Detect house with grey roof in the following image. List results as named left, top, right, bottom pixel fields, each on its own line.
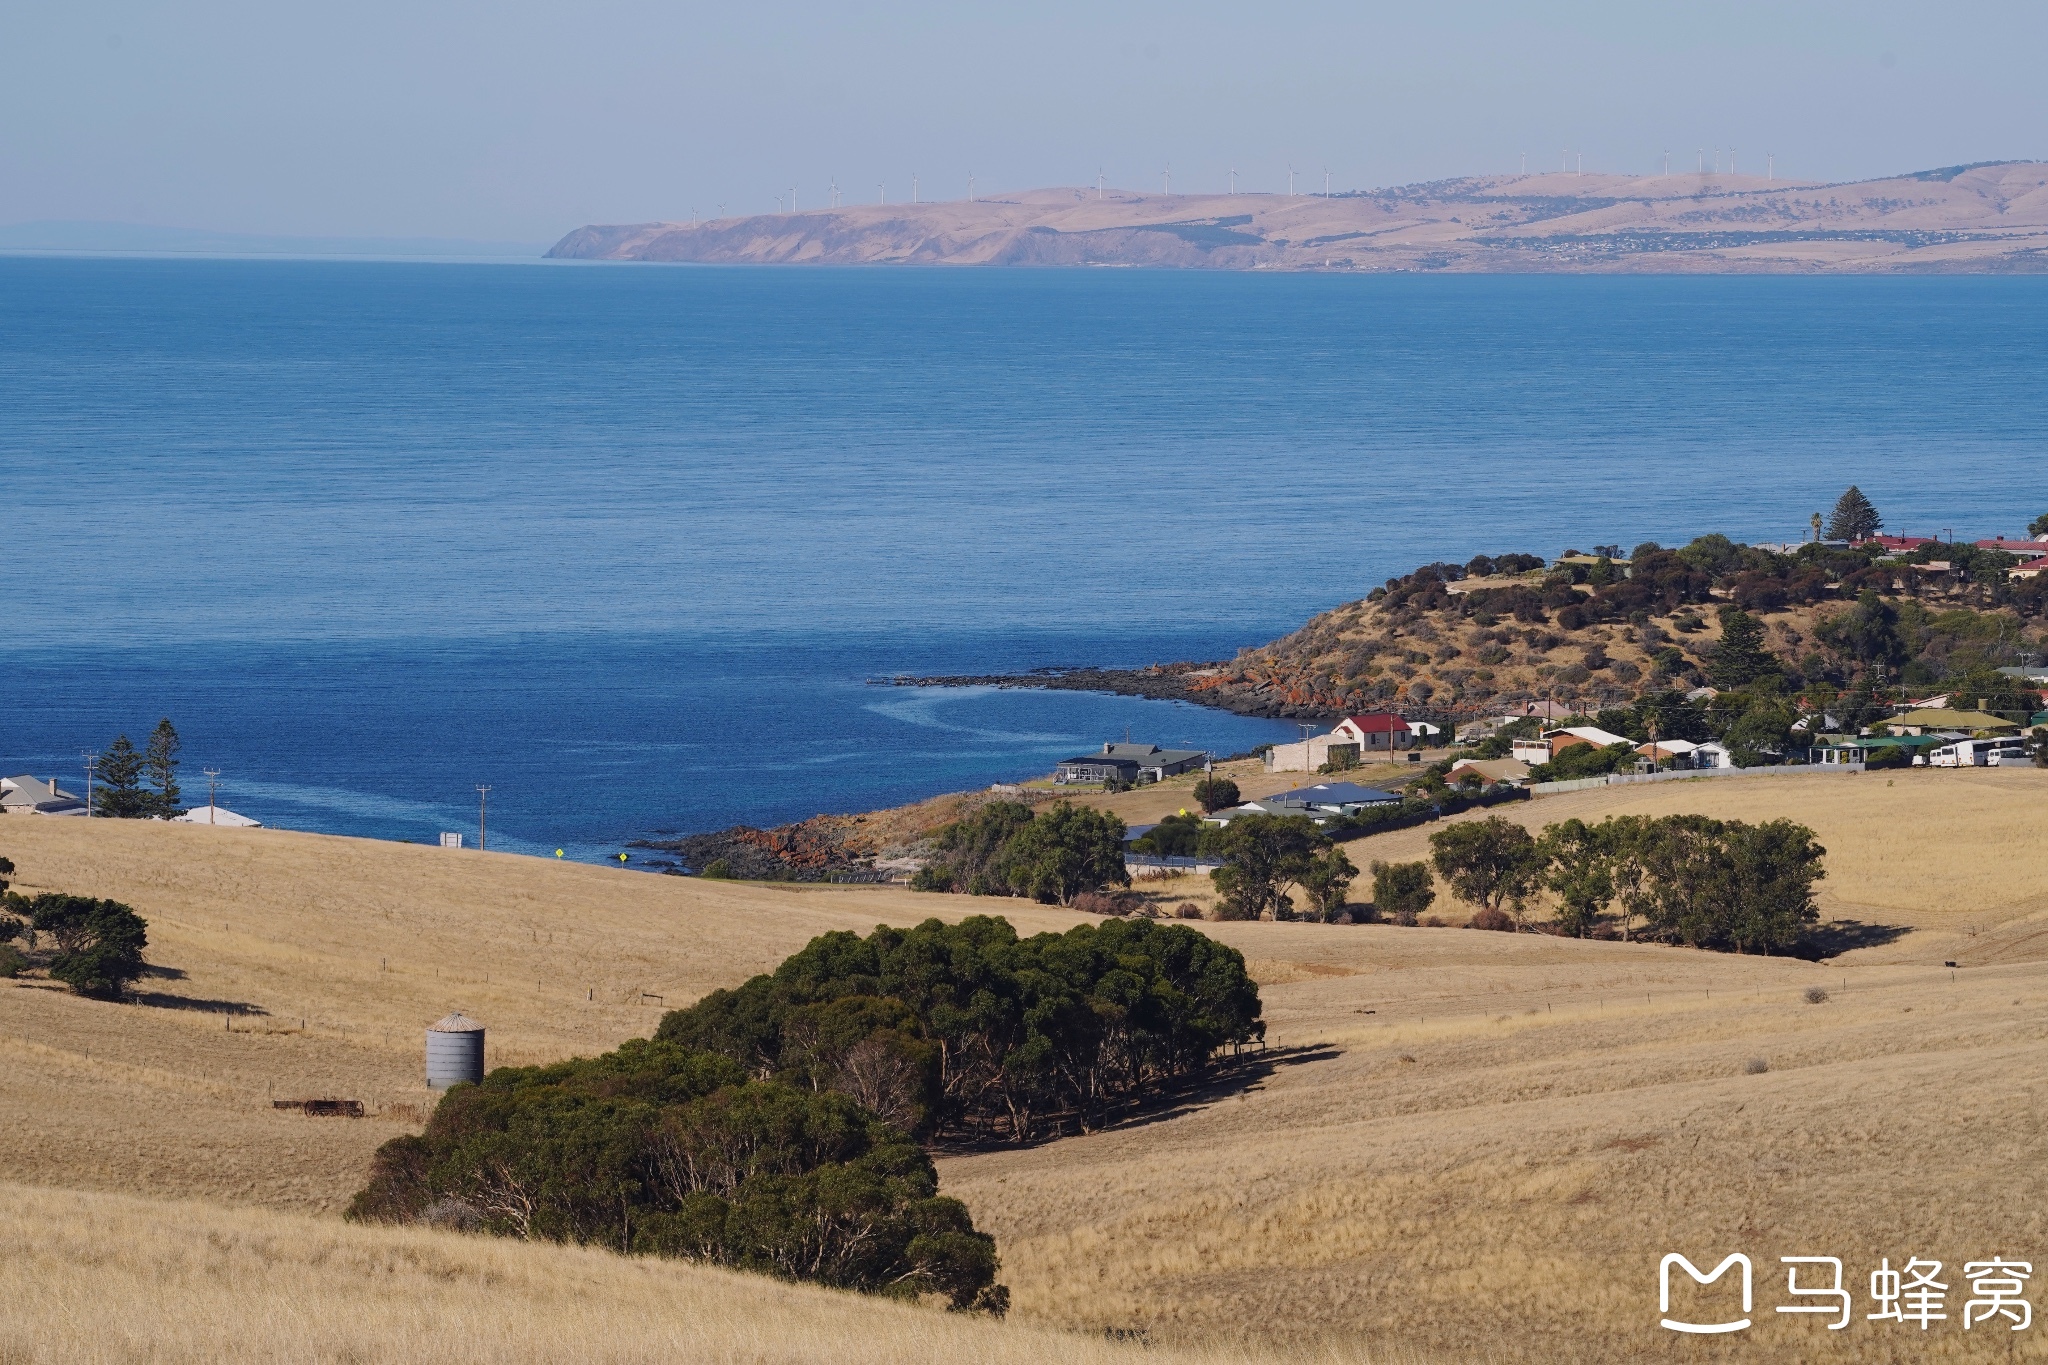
left=1053, top=743, right=1209, bottom=786
left=0, top=774, right=87, bottom=816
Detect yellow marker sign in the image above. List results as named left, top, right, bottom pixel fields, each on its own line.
left=617, top=853, right=628, bottom=863
left=554, top=849, right=564, bottom=858
left=1178, top=808, right=1188, bottom=817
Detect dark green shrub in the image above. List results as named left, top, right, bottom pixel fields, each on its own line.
left=657, top=915, right=1262, bottom=1143
left=26, top=894, right=148, bottom=998
left=347, top=1037, right=1004, bottom=1311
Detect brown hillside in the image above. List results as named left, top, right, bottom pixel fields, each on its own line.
left=6, top=773, right=2048, bottom=1361
left=550, top=162, right=2048, bottom=274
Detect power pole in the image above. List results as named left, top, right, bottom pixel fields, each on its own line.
left=476, top=785, right=491, bottom=851
left=81, top=750, right=98, bottom=817
left=203, top=768, right=222, bottom=824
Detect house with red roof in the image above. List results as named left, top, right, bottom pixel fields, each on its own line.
left=1263, top=712, right=1417, bottom=772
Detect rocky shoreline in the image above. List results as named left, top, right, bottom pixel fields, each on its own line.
left=873, top=661, right=1343, bottom=720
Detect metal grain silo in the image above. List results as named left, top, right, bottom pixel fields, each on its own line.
left=425, top=1011, right=486, bottom=1089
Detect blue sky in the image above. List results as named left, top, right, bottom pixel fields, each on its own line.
left=6, top=1, right=2045, bottom=242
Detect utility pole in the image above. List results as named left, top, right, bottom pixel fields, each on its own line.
left=81, top=750, right=98, bottom=817
left=203, top=768, right=221, bottom=824
left=476, top=785, right=491, bottom=851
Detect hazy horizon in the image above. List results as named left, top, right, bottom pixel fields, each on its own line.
left=10, top=2, right=2048, bottom=244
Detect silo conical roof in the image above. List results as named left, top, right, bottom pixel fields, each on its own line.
left=429, top=1011, right=486, bottom=1032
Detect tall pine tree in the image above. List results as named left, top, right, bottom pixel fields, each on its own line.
left=1710, top=608, right=1779, bottom=688
left=143, top=718, right=182, bottom=818
left=1824, top=486, right=1882, bottom=543
left=95, top=735, right=148, bottom=819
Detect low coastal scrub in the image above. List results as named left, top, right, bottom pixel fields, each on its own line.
left=656, top=915, right=1264, bottom=1143
left=349, top=1037, right=1006, bottom=1312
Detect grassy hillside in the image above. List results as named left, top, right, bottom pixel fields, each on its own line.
left=1, top=1182, right=1398, bottom=1365
left=5, top=775, right=2047, bottom=1361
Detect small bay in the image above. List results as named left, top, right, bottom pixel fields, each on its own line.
left=4, top=258, right=2043, bottom=855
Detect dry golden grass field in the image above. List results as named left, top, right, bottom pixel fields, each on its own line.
left=5, top=767, right=2048, bottom=1362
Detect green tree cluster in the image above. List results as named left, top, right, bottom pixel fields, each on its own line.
left=1206, top=813, right=1329, bottom=920
left=1368, top=860, right=1436, bottom=925
left=656, top=916, right=1263, bottom=1144
left=1432, top=814, right=1826, bottom=952
left=19, top=894, right=150, bottom=996
left=1191, top=776, right=1240, bottom=812
left=912, top=802, right=1128, bottom=904
left=347, top=1037, right=1005, bottom=1312
left=1130, top=811, right=1204, bottom=857
left=94, top=719, right=184, bottom=819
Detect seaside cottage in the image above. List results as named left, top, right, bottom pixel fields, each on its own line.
left=0, top=775, right=86, bottom=816
left=1264, top=713, right=1415, bottom=772
left=1053, top=743, right=1208, bottom=786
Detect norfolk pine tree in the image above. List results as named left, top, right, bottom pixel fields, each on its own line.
left=143, top=718, right=182, bottom=818
left=1824, top=486, right=1882, bottom=543
left=94, top=735, right=148, bottom=818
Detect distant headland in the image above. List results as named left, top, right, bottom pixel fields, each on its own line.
left=547, top=161, right=2048, bottom=273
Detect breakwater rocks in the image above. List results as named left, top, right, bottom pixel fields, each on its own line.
left=874, top=662, right=1341, bottom=720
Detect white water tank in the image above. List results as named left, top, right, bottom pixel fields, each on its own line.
left=425, top=1011, right=486, bottom=1089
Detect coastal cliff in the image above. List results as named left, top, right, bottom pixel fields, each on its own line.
left=549, top=162, right=2048, bottom=273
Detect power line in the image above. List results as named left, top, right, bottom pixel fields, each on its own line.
left=476, top=785, right=492, bottom=851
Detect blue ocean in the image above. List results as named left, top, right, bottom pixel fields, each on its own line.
left=5, top=259, right=2045, bottom=858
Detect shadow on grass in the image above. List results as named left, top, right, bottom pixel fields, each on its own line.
left=931, top=1044, right=1341, bottom=1154
left=1798, top=920, right=1912, bottom=959
left=131, top=990, right=271, bottom=1016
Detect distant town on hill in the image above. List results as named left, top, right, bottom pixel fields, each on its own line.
left=549, top=161, right=2048, bottom=273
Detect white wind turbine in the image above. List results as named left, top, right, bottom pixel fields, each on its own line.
left=1228, top=166, right=1237, bottom=194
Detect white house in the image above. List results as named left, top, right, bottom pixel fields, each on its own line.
left=1692, top=742, right=1735, bottom=769
left=1264, top=713, right=1417, bottom=773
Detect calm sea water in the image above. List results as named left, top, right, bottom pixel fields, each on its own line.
left=4, top=259, right=2045, bottom=857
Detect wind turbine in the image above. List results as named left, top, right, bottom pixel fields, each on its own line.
left=1729, top=148, right=1737, bottom=175
left=1287, top=164, right=1296, bottom=196
left=1520, top=152, right=1526, bottom=175
left=912, top=173, right=919, bottom=204
left=1576, top=151, right=1582, bottom=176
left=968, top=171, right=975, bottom=202
left=1162, top=163, right=1171, bottom=194
left=716, top=202, right=725, bottom=218
left=1096, top=167, right=1104, bottom=199
left=789, top=185, right=797, bottom=212
left=1324, top=167, right=1331, bottom=197
left=878, top=181, right=886, bottom=205
left=1697, top=148, right=1704, bottom=173
left=690, top=206, right=698, bottom=225
left=1663, top=149, right=1670, bottom=176
left=1767, top=152, right=1774, bottom=182
left=829, top=179, right=840, bottom=208
left=1228, top=166, right=1237, bottom=194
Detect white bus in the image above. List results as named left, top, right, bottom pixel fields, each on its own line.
left=1929, top=737, right=2025, bottom=768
